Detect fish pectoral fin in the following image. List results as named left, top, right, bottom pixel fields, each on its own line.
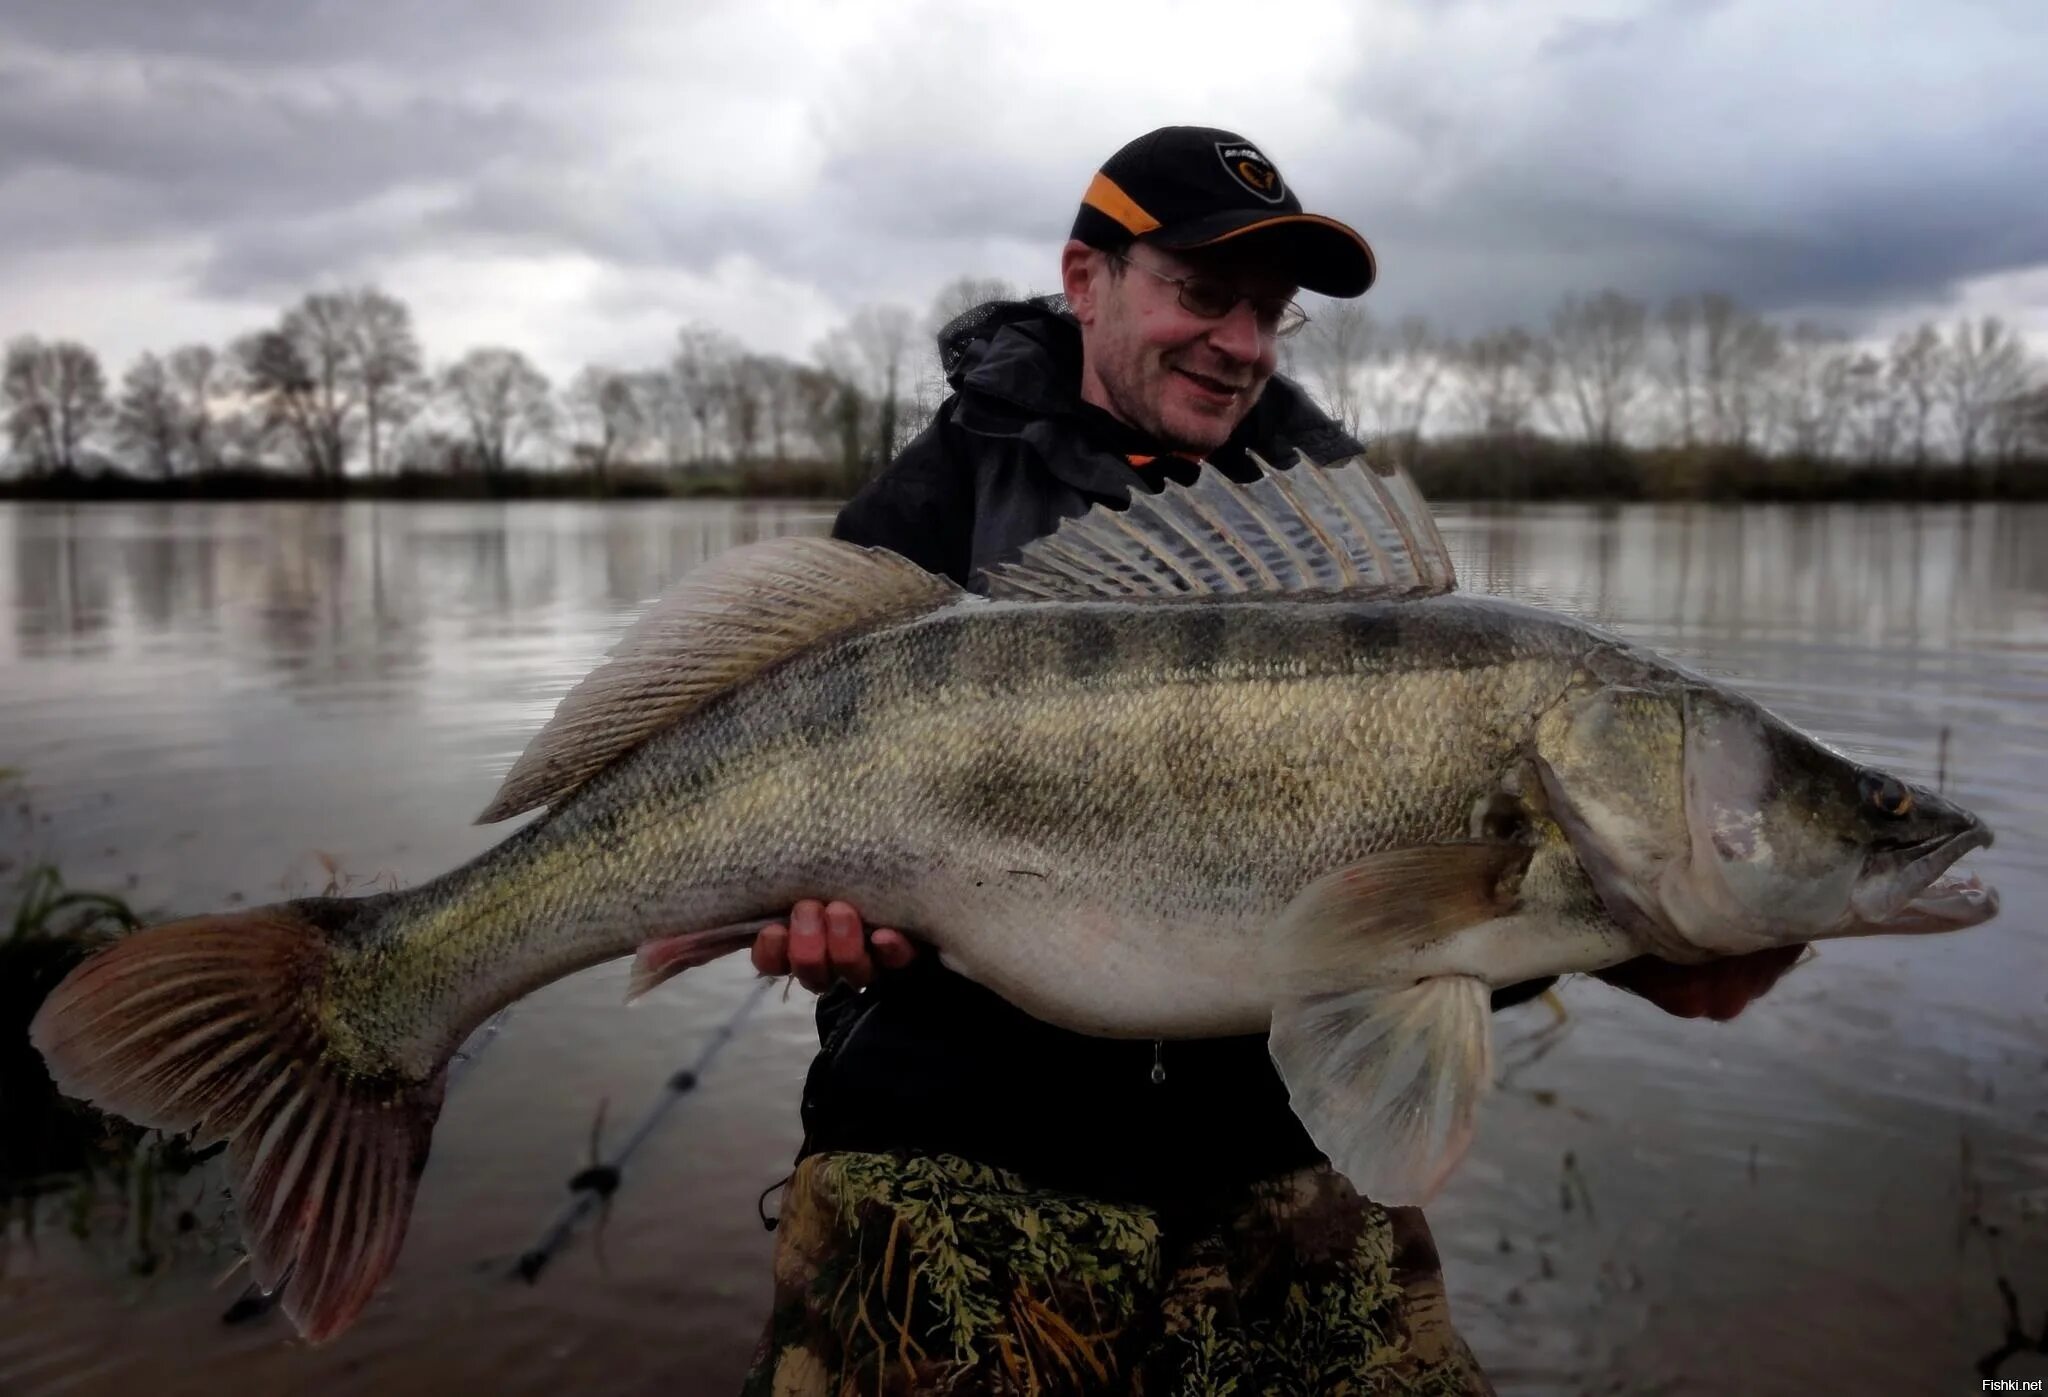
left=1269, top=975, right=1494, bottom=1206
left=1260, top=843, right=1524, bottom=1203
left=1267, top=841, right=1531, bottom=995
left=626, top=921, right=773, bottom=1003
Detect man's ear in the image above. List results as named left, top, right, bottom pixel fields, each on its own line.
left=1061, top=240, right=1105, bottom=325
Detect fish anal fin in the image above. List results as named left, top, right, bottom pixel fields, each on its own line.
left=478, top=539, right=962, bottom=824
left=625, top=921, right=769, bottom=1003
left=1270, top=975, right=1493, bottom=1206
left=983, top=450, right=1457, bottom=602
left=29, top=907, right=445, bottom=1344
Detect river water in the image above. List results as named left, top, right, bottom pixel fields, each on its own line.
left=1, top=498, right=2043, bottom=1394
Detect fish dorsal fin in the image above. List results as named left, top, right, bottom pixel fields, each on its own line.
left=983, top=450, right=1456, bottom=602
left=478, top=537, right=961, bottom=823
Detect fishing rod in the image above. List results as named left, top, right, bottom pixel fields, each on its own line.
left=512, top=974, right=777, bottom=1284
left=224, top=977, right=773, bottom=1321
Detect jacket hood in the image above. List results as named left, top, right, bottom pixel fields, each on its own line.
left=933, top=296, right=1365, bottom=470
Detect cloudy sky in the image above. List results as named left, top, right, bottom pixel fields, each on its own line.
left=1, top=0, right=2043, bottom=381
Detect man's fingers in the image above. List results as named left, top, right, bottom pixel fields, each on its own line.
left=787, top=899, right=830, bottom=993
left=752, top=923, right=790, bottom=977
left=824, top=901, right=872, bottom=990
left=758, top=901, right=918, bottom=995
left=870, top=928, right=917, bottom=970
left=1599, top=944, right=1808, bottom=1021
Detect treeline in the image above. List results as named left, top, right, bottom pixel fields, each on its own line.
left=1286, top=292, right=2046, bottom=492
left=3, top=280, right=2044, bottom=501
left=0, top=277, right=1013, bottom=498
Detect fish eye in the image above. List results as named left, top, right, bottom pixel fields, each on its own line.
left=1860, top=772, right=1914, bottom=818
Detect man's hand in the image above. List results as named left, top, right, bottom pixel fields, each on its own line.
left=1594, top=945, right=1804, bottom=1021
left=753, top=899, right=918, bottom=993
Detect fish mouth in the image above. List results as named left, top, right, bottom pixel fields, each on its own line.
left=1849, top=826, right=1999, bottom=933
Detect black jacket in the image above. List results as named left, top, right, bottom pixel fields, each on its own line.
left=800, top=299, right=1542, bottom=1204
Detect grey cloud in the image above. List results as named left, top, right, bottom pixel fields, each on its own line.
left=1316, top=2, right=2048, bottom=333
left=0, top=1, right=639, bottom=69
left=0, top=0, right=2042, bottom=364
left=0, top=44, right=563, bottom=292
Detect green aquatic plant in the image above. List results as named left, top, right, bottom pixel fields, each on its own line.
left=0, top=780, right=221, bottom=1274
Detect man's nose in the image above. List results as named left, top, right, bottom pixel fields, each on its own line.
left=1205, top=298, right=1267, bottom=364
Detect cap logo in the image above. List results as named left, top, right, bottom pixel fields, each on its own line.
left=1215, top=141, right=1286, bottom=204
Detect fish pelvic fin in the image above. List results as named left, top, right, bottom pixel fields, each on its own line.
left=982, top=450, right=1456, bottom=602
left=1270, top=976, right=1493, bottom=1206
left=479, top=537, right=963, bottom=824
left=625, top=921, right=772, bottom=1003
left=1264, top=842, right=1529, bottom=1204
left=29, top=904, right=444, bottom=1344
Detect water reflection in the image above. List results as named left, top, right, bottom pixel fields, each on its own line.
left=12, top=499, right=2046, bottom=675
left=4, top=499, right=838, bottom=694
left=1448, top=503, right=2048, bottom=651
left=0, top=497, right=2043, bottom=1394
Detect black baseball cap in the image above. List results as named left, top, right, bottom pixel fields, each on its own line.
left=1070, top=126, right=1376, bottom=298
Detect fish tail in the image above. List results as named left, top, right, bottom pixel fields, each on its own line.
left=29, top=902, right=443, bottom=1344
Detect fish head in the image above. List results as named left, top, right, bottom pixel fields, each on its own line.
left=1533, top=664, right=1997, bottom=958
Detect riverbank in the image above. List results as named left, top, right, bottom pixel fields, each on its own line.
left=2, top=440, right=2043, bottom=503
left=0, top=461, right=848, bottom=503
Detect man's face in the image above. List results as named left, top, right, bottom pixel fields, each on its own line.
left=1065, top=240, right=1297, bottom=456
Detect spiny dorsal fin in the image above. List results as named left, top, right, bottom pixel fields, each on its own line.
left=478, top=537, right=961, bottom=823
left=983, top=450, right=1457, bottom=602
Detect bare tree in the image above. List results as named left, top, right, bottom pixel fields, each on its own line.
left=442, top=347, right=554, bottom=477
left=1654, top=296, right=1700, bottom=447
left=630, top=369, right=687, bottom=469
left=789, top=364, right=855, bottom=468
left=1452, top=329, right=1544, bottom=437
left=3, top=337, right=109, bottom=475
left=1294, top=300, right=1373, bottom=437
left=1989, top=376, right=2047, bottom=467
left=1839, top=351, right=1900, bottom=465
left=1358, top=316, right=1449, bottom=459
left=351, top=288, right=425, bottom=478
left=115, top=352, right=182, bottom=476
left=565, top=365, right=646, bottom=479
left=1999, top=383, right=2048, bottom=463
left=909, top=275, right=1019, bottom=437
left=1546, top=291, right=1648, bottom=448
left=1695, top=296, right=1780, bottom=450
left=817, top=304, right=917, bottom=470
left=745, top=355, right=812, bottom=463
left=236, top=293, right=362, bottom=478
left=1943, top=316, right=2031, bottom=469
left=166, top=344, right=221, bottom=474
left=1773, top=324, right=1860, bottom=460
left=1887, top=324, right=1946, bottom=467
left=670, top=324, right=741, bottom=466
left=926, top=275, right=1019, bottom=333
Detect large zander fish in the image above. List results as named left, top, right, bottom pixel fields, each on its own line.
left=30, top=455, right=1998, bottom=1342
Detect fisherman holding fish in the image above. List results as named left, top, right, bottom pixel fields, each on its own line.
left=32, top=127, right=1996, bottom=1392
left=741, top=127, right=1805, bottom=1393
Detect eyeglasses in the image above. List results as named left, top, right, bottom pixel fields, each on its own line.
left=1107, top=252, right=1310, bottom=339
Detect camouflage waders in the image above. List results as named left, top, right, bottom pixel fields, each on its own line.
left=742, top=1150, right=1492, bottom=1395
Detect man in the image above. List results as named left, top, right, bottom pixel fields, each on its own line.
left=740, top=126, right=1799, bottom=1394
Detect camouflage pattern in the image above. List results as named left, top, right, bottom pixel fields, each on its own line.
left=742, top=1150, right=1492, bottom=1395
